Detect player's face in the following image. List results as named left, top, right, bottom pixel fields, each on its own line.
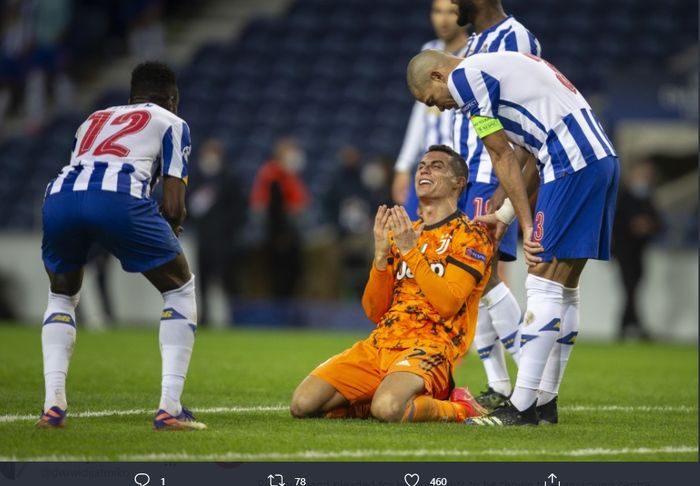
left=431, top=0, right=461, bottom=42
left=418, top=81, right=459, bottom=112
left=415, top=152, right=460, bottom=199
left=451, top=0, right=475, bottom=27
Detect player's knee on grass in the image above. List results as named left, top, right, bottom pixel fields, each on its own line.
left=290, top=390, right=323, bottom=418
left=370, top=392, right=409, bottom=423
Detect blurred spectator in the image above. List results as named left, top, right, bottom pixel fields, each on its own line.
left=324, top=145, right=373, bottom=297
left=613, top=160, right=663, bottom=341
left=362, top=155, right=393, bottom=210
left=0, top=0, right=33, bottom=130
left=188, top=138, right=246, bottom=326
left=124, top=0, right=166, bottom=62
left=250, top=136, right=310, bottom=298
left=324, top=145, right=371, bottom=236
left=24, top=0, right=74, bottom=132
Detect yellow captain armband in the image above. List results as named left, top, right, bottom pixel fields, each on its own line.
left=471, top=115, right=504, bottom=139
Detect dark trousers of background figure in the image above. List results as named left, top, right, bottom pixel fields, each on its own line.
left=197, top=246, right=242, bottom=327
left=617, top=251, right=648, bottom=339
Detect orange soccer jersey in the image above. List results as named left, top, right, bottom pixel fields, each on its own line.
left=362, top=210, right=494, bottom=362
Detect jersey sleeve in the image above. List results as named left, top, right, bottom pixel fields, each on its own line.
left=447, top=223, right=495, bottom=284
left=448, top=67, right=501, bottom=119
left=361, top=260, right=395, bottom=324
left=402, top=247, right=476, bottom=319
left=501, top=27, right=541, bottom=56
left=161, top=120, right=192, bottom=185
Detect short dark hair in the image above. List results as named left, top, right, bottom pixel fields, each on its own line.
left=427, top=144, right=469, bottom=181
left=130, top=61, right=177, bottom=105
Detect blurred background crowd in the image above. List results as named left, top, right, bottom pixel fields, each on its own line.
left=0, top=0, right=697, bottom=342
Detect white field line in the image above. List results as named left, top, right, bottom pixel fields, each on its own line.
left=0, top=446, right=697, bottom=462
left=0, top=404, right=696, bottom=424
left=0, top=405, right=288, bottom=423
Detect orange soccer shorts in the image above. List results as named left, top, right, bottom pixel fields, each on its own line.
left=310, top=338, right=454, bottom=403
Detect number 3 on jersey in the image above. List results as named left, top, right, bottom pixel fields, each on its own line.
left=533, top=211, right=545, bottom=242
left=77, top=110, right=151, bottom=157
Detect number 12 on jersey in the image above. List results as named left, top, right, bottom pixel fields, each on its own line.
left=77, top=110, right=151, bottom=157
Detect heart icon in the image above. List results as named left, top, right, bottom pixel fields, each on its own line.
left=404, top=473, right=420, bottom=486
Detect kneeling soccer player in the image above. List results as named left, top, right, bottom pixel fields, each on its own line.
left=291, top=145, right=493, bottom=422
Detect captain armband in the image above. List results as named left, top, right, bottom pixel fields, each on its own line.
left=494, top=198, right=516, bottom=225
left=471, top=115, right=504, bottom=139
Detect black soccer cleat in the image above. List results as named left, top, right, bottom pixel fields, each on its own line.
left=475, top=386, right=510, bottom=412
left=464, top=400, right=539, bottom=426
left=536, top=396, right=558, bottom=425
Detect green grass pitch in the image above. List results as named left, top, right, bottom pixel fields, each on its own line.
left=0, top=324, right=697, bottom=461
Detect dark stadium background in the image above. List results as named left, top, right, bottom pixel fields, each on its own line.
left=0, top=0, right=697, bottom=342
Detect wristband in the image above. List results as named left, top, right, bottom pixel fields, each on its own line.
left=494, top=198, right=516, bottom=225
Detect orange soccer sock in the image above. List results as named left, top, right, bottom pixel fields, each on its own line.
left=324, top=401, right=372, bottom=419
left=401, top=395, right=466, bottom=423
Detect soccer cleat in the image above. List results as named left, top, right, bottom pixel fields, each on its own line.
left=36, top=406, right=66, bottom=428
left=153, top=407, right=207, bottom=431
left=475, top=386, right=510, bottom=412
left=536, top=396, right=558, bottom=425
left=464, top=400, right=539, bottom=426
left=450, top=387, right=487, bottom=420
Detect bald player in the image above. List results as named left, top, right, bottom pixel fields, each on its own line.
left=406, top=50, right=619, bottom=425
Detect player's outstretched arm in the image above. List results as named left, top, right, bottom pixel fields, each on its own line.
left=161, top=176, right=187, bottom=236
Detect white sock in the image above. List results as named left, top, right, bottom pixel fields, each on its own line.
left=510, top=275, right=563, bottom=411
left=42, top=291, right=80, bottom=411
left=474, top=301, right=511, bottom=396
left=537, top=286, right=580, bottom=406
left=159, top=275, right=197, bottom=416
left=484, top=282, right=522, bottom=365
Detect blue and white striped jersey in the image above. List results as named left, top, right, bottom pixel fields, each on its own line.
left=448, top=52, right=617, bottom=184
left=395, top=39, right=459, bottom=173
left=453, top=15, right=541, bottom=185
left=46, top=103, right=191, bottom=199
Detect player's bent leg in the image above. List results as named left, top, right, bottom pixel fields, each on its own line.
left=143, top=253, right=192, bottom=293
left=290, top=375, right=349, bottom=418
left=144, top=255, right=205, bottom=431
left=37, top=269, right=83, bottom=428
left=372, top=372, right=483, bottom=423
left=371, top=372, right=425, bottom=423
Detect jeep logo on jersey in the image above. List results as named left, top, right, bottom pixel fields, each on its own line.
left=396, top=261, right=445, bottom=280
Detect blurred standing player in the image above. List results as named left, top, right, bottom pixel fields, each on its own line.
left=37, top=62, right=206, bottom=431
left=291, top=145, right=492, bottom=423
left=407, top=50, right=619, bottom=425
left=450, top=0, right=541, bottom=409
left=392, top=0, right=467, bottom=218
